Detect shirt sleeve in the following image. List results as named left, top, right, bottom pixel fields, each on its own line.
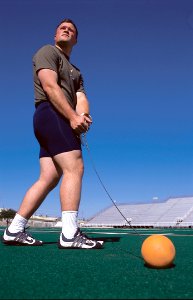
left=33, top=45, right=59, bottom=73
left=77, top=73, right=86, bottom=94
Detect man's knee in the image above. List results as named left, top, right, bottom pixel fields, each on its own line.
left=54, top=150, right=84, bottom=176
left=40, top=172, right=61, bottom=189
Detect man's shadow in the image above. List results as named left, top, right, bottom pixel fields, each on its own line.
left=43, top=236, right=120, bottom=245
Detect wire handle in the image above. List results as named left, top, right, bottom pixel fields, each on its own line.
left=82, top=133, right=143, bottom=236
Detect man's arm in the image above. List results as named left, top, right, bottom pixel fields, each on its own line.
left=38, top=68, right=89, bottom=134
left=76, top=92, right=92, bottom=125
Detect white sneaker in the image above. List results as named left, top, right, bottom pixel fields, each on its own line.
left=2, top=228, right=43, bottom=246
left=58, top=228, right=104, bottom=249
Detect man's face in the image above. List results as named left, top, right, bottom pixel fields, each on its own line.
left=55, top=22, right=77, bottom=46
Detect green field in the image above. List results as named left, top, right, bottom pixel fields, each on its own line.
left=0, top=227, right=193, bottom=299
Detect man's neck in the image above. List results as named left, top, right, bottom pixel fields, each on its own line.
left=55, top=44, right=71, bottom=58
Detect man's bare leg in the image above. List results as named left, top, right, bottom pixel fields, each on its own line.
left=53, top=150, right=84, bottom=211
left=8, top=157, right=62, bottom=233
left=54, top=150, right=104, bottom=249
left=53, top=150, right=84, bottom=238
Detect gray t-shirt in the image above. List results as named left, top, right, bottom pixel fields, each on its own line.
left=33, top=44, right=85, bottom=109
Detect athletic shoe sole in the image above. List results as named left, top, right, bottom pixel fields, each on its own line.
left=57, top=239, right=103, bottom=249
left=1, top=235, right=43, bottom=246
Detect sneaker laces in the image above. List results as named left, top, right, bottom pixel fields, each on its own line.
left=16, top=231, right=33, bottom=241
left=75, top=229, right=96, bottom=245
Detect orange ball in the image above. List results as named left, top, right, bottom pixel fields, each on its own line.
left=141, top=234, right=176, bottom=268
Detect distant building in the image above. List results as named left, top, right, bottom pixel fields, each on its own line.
left=84, top=196, right=193, bottom=228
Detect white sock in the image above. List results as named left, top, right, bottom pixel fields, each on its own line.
left=62, top=211, right=78, bottom=239
left=8, top=213, right=28, bottom=233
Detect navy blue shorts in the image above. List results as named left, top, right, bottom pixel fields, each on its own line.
left=33, top=101, right=81, bottom=158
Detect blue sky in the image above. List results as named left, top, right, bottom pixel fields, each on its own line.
left=1, top=0, right=193, bottom=219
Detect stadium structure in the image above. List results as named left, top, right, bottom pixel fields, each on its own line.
left=3, top=196, right=192, bottom=229
left=82, top=196, right=193, bottom=228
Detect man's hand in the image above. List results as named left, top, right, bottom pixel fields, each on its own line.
left=70, top=114, right=92, bottom=135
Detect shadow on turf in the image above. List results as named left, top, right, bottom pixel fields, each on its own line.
left=126, top=250, right=176, bottom=269
left=43, top=241, right=58, bottom=245
left=42, top=237, right=120, bottom=245
left=144, top=263, right=176, bottom=269
left=90, top=237, right=120, bottom=242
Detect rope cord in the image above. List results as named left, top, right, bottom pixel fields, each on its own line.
left=81, top=133, right=143, bottom=237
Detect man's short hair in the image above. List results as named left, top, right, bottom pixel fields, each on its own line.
left=56, top=18, right=78, bottom=38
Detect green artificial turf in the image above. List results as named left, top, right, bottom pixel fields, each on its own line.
left=0, top=227, right=193, bottom=299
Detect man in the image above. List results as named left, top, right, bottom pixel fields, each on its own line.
left=2, top=19, right=103, bottom=249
